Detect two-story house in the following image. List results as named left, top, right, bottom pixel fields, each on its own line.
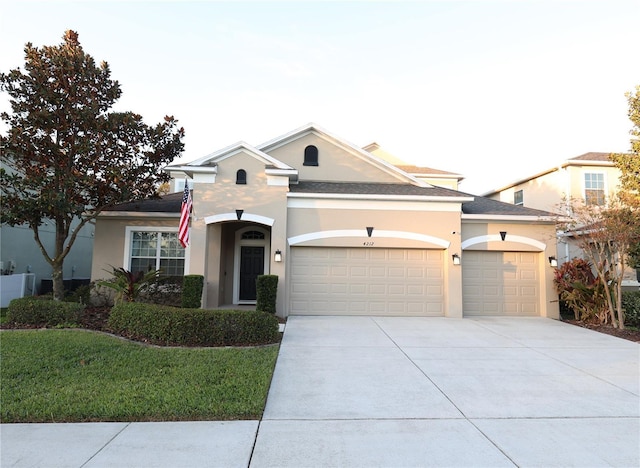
left=91, top=123, right=560, bottom=318
left=483, top=152, right=639, bottom=289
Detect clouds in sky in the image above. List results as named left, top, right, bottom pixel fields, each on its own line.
left=1, top=1, right=638, bottom=193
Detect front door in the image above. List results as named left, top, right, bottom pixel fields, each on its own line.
left=239, top=246, right=264, bottom=301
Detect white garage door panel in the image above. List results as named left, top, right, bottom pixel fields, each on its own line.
left=290, top=247, right=444, bottom=316
left=463, top=251, right=540, bottom=316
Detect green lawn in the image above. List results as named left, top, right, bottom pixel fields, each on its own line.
left=0, top=329, right=279, bottom=423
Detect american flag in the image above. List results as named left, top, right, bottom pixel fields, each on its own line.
left=178, top=179, right=192, bottom=248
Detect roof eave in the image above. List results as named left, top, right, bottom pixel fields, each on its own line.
left=288, top=192, right=474, bottom=202
left=483, top=158, right=616, bottom=196
left=98, top=211, right=180, bottom=218
left=462, top=214, right=557, bottom=222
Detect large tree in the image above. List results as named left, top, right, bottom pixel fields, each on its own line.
left=611, top=86, right=640, bottom=269
left=559, top=198, right=639, bottom=329
left=1, top=30, right=185, bottom=300
left=611, top=85, right=640, bottom=208
left=557, top=86, right=640, bottom=329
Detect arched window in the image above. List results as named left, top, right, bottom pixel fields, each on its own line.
left=241, top=230, right=266, bottom=240
left=303, top=145, right=318, bottom=166
left=236, top=169, right=247, bottom=184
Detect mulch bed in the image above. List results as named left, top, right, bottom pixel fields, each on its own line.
left=562, top=319, right=640, bottom=342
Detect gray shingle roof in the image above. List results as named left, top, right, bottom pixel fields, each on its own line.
left=289, top=181, right=468, bottom=197
left=104, top=183, right=555, bottom=218
left=569, top=152, right=611, bottom=161
left=106, top=191, right=182, bottom=212
left=461, top=195, right=555, bottom=216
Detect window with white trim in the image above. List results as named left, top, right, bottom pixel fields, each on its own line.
left=130, top=231, right=185, bottom=276
left=514, top=189, right=523, bottom=206
left=584, top=173, right=605, bottom=206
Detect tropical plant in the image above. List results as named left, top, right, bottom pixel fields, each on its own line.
left=97, top=267, right=160, bottom=303
left=553, top=257, right=609, bottom=323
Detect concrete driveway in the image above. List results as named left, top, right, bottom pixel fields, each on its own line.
left=2, top=316, right=638, bottom=467
left=251, top=316, right=640, bottom=467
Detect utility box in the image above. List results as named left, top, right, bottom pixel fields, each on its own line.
left=0, top=273, right=36, bottom=308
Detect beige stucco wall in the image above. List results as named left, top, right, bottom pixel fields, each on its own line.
left=565, top=165, right=621, bottom=202
left=489, top=164, right=622, bottom=213
left=488, top=169, right=566, bottom=212
left=420, top=177, right=459, bottom=190
left=91, top=216, right=179, bottom=281
left=267, top=133, right=403, bottom=183
left=462, top=220, right=559, bottom=319
left=285, top=203, right=464, bottom=317
left=187, top=150, right=289, bottom=311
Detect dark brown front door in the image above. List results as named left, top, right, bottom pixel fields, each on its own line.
left=239, top=246, right=264, bottom=301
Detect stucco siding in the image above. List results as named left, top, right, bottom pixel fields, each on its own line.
left=461, top=220, right=558, bottom=319
left=267, top=133, right=402, bottom=183
left=91, top=217, right=178, bottom=281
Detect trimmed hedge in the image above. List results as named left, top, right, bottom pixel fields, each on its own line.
left=623, top=291, right=640, bottom=328
left=181, top=275, right=204, bottom=308
left=108, top=302, right=279, bottom=347
left=256, top=275, right=278, bottom=314
left=7, top=297, right=84, bottom=327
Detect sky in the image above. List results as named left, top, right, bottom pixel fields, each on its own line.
left=1, top=0, right=638, bottom=195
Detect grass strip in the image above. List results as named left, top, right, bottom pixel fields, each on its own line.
left=0, top=329, right=279, bottom=423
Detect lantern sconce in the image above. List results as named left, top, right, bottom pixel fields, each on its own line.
left=274, top=249, right=282, bottom=262
left=452, top=253, right=461, bottom=265
left=548, top=256, right=558, bottom=267
left=499, top=231, right=507, bottom=241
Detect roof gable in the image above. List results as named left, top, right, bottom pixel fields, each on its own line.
left=483, top=151, right=618, bottom=196
left=257, top=123, right=429, bottom=187
left=190, top=141, right=293, bottom=169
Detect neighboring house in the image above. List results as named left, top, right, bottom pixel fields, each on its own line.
left=483, top=152, right=639, bottom=289
left=0, top=162, right=94, bottom=301
left=91, top=123, right=559, bottom=318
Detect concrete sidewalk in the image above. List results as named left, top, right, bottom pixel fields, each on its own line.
left=2, top=317, right=639, bottom=467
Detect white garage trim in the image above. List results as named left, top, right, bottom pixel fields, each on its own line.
left=462, top=234, right=545, bottom=251
left=204, top=212, right=275, bottom=226
left=289, top=230, right=450, bottom=248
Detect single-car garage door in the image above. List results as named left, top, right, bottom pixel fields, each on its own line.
left=290, top=247, right=444, bottom=316
left=462, top=251, right=540, bottom=316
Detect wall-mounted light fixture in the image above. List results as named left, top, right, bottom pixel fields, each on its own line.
left=236, top=209, right=244, bottom=220
left=366, top=227, right=374, bottom=237
left=548, top=256, right=558, bottom=267
left=499, top=231, right=507, bottom=241
left=452, top=253, right=461, bottom=265
left=274, top=249, right=282, bottom=262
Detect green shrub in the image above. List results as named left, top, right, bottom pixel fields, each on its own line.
left=64, top=283, right=92, bottom=305
left=7, top=297, right=84, bottom=327
left=256, top=275, right=278, bottom=314
left=140, top=276, right=183, bottom=307
left=108, top=302, right=279, bottom=346
left=181, top=275, right=204, bottom=308
left=622, top=291, right=640, bottom=327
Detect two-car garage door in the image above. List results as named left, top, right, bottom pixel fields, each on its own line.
left=290, top=247, right=444, bottom=316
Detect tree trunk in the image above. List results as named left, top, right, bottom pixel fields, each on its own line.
left=616, top=280, right=625, bottom=330
left=51, top=260, right=65, bottom=301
